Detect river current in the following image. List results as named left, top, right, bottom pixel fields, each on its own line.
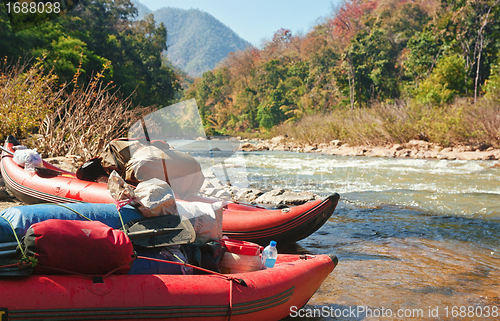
left=204, top=150, right=500, bottom=320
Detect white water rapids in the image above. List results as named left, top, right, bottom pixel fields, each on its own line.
left=202, top=150, right=500, bottom=320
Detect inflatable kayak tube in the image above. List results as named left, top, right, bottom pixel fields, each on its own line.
left=1, top=135, right=340, bottom=245
left=0, top=253, right=338, bottom=321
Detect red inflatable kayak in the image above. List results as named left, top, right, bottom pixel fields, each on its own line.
left=0, top=253, right=338, bottom=321
left=1, top=136, right=339, bottom=245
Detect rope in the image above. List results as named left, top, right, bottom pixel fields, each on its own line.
left=35, top=257, right=135, bottom=278
left=114, top=205, right=129, bottom=236
left=0, top=258, right=37, bottom=271
left=102, top=256, right=137, bottom=278
left=27, top=255, right=237, bottom=281
left=0, top=216, right=38, bottom=270
left=135, top=256, right=247, bottom=286
left=49, top=203, right=93, bottom=221
left=163, top=247, right=187, bottom=266
left=114, top=198, right=134, bottom=211
left=0, top=263, right=18, bottom=269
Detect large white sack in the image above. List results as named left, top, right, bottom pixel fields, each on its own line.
left=176, top=201, right=223, bottom=245
left=125, top=145, right=204, bottom=198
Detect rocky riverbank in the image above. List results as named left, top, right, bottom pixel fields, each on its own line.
left=0, top=176, right=23, bottom=211
left=199, top=168, right=320, bottom=206
left=239, top=136, right=500, bottom=161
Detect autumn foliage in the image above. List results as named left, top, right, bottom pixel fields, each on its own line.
left=330, top=0, right=377, bottom=42
left=184, top=0, right=500, bottom=147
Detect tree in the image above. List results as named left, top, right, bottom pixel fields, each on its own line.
left=472, top=0, right=500, bottom=102
left=0, top=0, right=180, bottom=106
left=345, top=28, right=400, bottom=106
left=404, top=30, right=443, bottom=83
left=329, top=0, right=378, bottom=108
left=438, top=0, right=500, bottom=100
left=484, top=52, right=500, bottom=99
left=415, top=54, right=467, bottom=104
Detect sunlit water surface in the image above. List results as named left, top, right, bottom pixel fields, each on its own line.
left=201, top=151, right=500, bottom=320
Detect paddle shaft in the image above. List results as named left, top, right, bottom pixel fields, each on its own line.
left=0, top=145, right=14, bottom=156
left=126, top=227, right=183, bottom=239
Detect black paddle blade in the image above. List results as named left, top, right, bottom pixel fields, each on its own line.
left=125, top=215, right=196, bottom=248
left=35, top=166, right=63, bottom=177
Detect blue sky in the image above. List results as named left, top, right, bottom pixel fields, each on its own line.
left=137, top=0, right=340, bottom=47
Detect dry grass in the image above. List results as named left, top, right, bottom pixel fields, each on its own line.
left=272, top=96, right=500, bottom=148
left=1, top=59, right=152, bottom=160
left=462, top=98, right=500, bottom=145
left=37, top=71, right=153, bottom=159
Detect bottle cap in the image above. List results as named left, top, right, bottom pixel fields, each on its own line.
left=270, top=240, right=277, bottom=247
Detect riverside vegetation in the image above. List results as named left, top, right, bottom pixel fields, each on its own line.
left=1, top=0, right=500, bottom=157
left=0, top=59, right=151, bottom=160
left=184, top=0, right=500, bottom=149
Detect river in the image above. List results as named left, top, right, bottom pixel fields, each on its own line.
left=207, top=150, right=500, bottom=320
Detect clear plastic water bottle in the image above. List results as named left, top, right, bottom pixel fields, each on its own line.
left=261, top=240, right=278, bottom=268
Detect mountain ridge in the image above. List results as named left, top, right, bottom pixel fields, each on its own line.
left=131, top=0, right=151, bottom=19
left=132, top=1, right=251, bottom=77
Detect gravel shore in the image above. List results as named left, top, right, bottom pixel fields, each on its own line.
left=240, top=136, right=500, bottom=161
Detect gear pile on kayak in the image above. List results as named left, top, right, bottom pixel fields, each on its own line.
left=0, top=136, right=339, bottom=321
left=1, top=135, right=340, bottom=245
left=0, top=100, right=339, bottom=320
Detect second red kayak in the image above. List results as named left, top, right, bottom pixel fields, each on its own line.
left=1, top=135, right=340, bottom=245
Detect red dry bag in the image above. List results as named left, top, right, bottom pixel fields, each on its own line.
left=24, top=219, right=134, bottom=275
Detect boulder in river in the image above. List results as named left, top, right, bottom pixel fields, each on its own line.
left=234, top=188, right=264, bottom=203
left=239, top=143, right=256, bottom=152
left=198, top=174, right=319, bottom=206
left=255, top=189, right=320, bottom=206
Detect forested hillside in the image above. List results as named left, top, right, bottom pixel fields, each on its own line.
left=153, top=7, right=251, bottom=77
left=184, top=0, right=500, bottom=146
left=0, top=0, right=179, bottom=107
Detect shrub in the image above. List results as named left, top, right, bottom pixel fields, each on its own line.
left=271, top=98, right=500, bottom=148
left=414, top=54, right=468, bottom=105
left=1, top=58, right=151, bottom=160
left=0, top=58, right=63, bottom=141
